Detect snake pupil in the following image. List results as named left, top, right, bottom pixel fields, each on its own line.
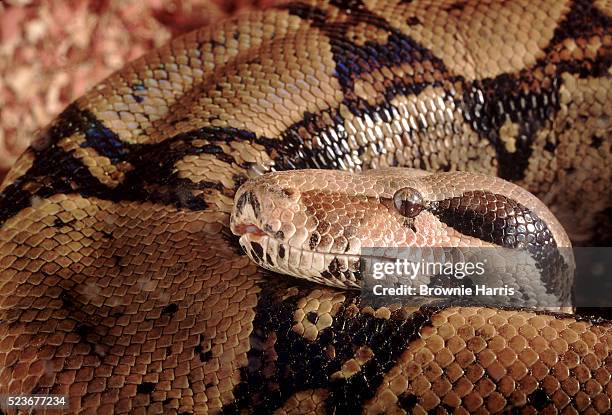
left=393, top=187, right=425, bottom=218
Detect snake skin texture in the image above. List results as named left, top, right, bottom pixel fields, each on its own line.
left=229, top=170, right=574, bottom=298
left=0, top=0, right=610, bottom=413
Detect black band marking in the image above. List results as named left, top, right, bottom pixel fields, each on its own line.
left=223, top=282, right=437, bottom=414
left=280, top=2, right=450, bottom=94
left=0, top=107, right=279, bottom=225
left=429, top=191, right=569, bottom=297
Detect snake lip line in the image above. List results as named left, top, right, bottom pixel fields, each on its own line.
left=232, top=223, right=267, bottom=237
left=236, top=231, right=363, bottom=289
left=233, top=221, right=501, bottom=266
left=232, top=219, right=353, bottom=259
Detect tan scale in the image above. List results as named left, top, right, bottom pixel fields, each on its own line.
left=158, top=19, right=344, bottom=139
left=273, top=389, right=329, bottom=415
left=82, top=10, right=322, bottom=144
left=0, top=150, right=35, bottom=193
left=175, top=154, right=240, bottom=189
left=293, top=289, right=346, bottom=341
left=330, top=346, right=375, bottom=380
left=0, top=194, right=265, bottom=411
left=499, top=120, right=520, bottom=154
left=346, top=22, right=391, bottom=47
left=525, top=72, right=612, bottom=242
left=57, top=133, right=133, bottom=188
left=364, top=307, right=611, bottom=414
left=366, top=0, right=570, bottom=80
left=386, top=86, right=497, bottom=174
left=343, top=80, right=497, bottom=173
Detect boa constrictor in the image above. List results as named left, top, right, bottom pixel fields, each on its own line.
left=0, top=0, right=610, bottom=413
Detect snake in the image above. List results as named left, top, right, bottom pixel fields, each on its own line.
left=229, top=168, right=576, bottom=301
left=0, top=0, right=610, bottom=413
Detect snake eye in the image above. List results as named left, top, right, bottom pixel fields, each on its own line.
left=393, top=187, right=425, bottom=218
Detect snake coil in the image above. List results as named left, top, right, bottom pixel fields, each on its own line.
left=0, top=0, right=610, bottom=414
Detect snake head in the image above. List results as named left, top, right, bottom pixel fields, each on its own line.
left=231, top=169, right=574, bottom=302
left=231, top=168, right=467, bottom=287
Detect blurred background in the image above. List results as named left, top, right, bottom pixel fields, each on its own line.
left=0, top=0, right=277, bottom=182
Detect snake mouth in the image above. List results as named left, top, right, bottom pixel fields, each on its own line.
left=236, top=231, right=363, bottom=289
left=232, top=223, right=267, bottom=237
left=230, top=208, right=363, bottom=288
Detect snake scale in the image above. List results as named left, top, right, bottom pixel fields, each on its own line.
left=0, top=0, right=611, bottom=413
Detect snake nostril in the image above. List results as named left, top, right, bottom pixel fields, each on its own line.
left=393, top=187, right=425, bottom=218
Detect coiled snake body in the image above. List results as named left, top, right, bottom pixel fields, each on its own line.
left=0, top=0, right=611, bottom=413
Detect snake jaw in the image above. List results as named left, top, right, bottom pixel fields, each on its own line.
left=231, top=185, right=364, bottom=288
